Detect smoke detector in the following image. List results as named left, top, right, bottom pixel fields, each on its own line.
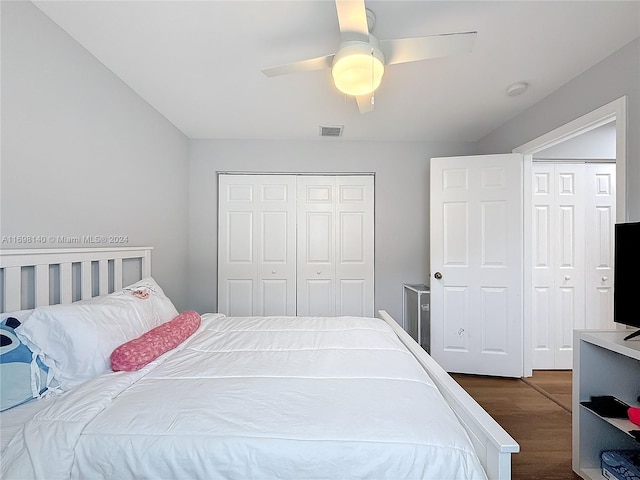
left=506, top=81, right=529, bottom=97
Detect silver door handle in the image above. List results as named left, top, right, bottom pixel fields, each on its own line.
left=434, top=272, right=442, bottom=280
left=564, top=276, right=571, bottom=281
left=602, top=276, right=608, bottom=281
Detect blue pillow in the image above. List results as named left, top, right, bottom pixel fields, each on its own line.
left=0, top=315, right=49, bottom=411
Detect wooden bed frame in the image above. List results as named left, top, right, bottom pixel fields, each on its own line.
left=0, top=247, right=518, bottom=479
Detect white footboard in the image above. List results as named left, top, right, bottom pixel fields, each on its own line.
left=378, top=310, right=519, bottom=480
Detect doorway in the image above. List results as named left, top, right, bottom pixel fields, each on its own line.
left=514, top=97, right=627, bottom=376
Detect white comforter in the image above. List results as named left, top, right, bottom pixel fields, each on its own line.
left=2, top=314, right=486, bottom=479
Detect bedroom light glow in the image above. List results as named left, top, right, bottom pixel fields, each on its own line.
left=331, top=42, right=385, bottom=96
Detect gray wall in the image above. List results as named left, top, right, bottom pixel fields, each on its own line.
left=477, top=38, right=640, bottom=220
left=534, top=123, right=616, bottom=160
left=1, top=1, right=190, bottom=310
left=188, top=139, right=475, bottom=320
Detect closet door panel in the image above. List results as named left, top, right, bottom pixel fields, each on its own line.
left=227, top=212, right=253, bottom=263
left=531, top=164, right=555, bottom=368
left=335, top=177, right=374, bottom=317
left=339, top=279, right=366, bottom=317
left=297, top=177, right=336, bottom=316
left=261, top=279, right=289, bottom=316
left=303, top=279, right=333, bottom=317
left=227, top=279, right=254, bottom=317
left=219, top=175, right=296, bottom=316
left=585, top=163, right=616, bottom=329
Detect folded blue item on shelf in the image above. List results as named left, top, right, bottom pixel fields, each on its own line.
left=601, top=450, right=640, bottom=480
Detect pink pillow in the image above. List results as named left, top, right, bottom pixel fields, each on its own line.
left=111, top=311, right=201, bottom=372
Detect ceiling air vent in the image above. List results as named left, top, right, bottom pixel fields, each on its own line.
left=319, top=125, right=344, bottom=137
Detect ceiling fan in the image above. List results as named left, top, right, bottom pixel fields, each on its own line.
left=261, top=0, right=477, bottom=114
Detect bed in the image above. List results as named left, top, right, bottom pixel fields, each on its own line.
left=0, top=247, right=518, bottom=479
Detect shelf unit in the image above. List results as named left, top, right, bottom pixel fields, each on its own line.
left=572, top=330, right=640, bottom=479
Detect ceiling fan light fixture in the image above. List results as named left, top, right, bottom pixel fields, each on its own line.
left=331, top=41, right=385, bottom=96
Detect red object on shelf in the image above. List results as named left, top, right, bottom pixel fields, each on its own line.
left=629, top=407, right=640, bottom=426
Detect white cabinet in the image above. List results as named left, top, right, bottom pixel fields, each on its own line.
left=572, top=330, right=640, bottom=479
left=218, top=174, right=374, bottom=317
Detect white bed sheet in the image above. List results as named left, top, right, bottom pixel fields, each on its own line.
left=2, top=314, right=487, bottom=479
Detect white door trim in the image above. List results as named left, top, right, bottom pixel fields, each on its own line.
left=513, top=96, right=626, bottom=221
left=513, top=96, right=627, bottom=377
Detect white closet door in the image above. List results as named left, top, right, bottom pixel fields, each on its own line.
left=296, top=176, right=374, bottom=317
left=335, top=177, right=375, bottom=316
left=532, top=164, right=585, bottom=369
left=532, top=163, right=604, bottom=369
left=585, top=163, right=616, bottom=329
left=531, top=163, right=556, bottom=368
left=553, top=164, right=586, bottom=368
left=218, top=175, right=296, bottom=316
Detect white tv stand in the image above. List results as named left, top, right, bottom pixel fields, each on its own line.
left=572, top=330, right=640, bottom=479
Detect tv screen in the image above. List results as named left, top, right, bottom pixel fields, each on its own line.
left=614, top=221, right=640, bottom=340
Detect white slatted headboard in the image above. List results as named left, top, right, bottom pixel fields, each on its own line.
left=0, top=247, right=152, bottom=313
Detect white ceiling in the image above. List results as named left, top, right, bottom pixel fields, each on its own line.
left=33, top=1, right=640, bottom=142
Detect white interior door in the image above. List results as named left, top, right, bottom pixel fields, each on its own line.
left=296, top=175, right=374, bottom=317
left=430, top=154, right=523, bottom=377
left=218, top=174, right=297, bottom=316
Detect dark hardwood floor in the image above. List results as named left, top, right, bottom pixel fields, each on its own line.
left=452, top=371, right=580, bottom=480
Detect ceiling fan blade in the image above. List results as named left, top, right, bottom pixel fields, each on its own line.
left=335, top=0, right=369, bottom=41
left=355, top=94, right=375, bottom=114
left=380, top=31, right=477, bottom=66
left=262, top=54, right=334, bottom=77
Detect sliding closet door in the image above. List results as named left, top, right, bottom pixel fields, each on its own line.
left=296, top=176, right=374, bottom=317
left=218, top=175, right=296, bottom=316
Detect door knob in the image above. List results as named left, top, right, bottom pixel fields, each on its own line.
left=602, top=276, right=608, bottom=282
left=564, top=275, right=571, bottom=281
left=272, top=270, right=277, bottom=274
left=434, top=272, right=442, bottom=280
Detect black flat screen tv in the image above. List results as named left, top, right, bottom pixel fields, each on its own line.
left=614, top=221, right=640, bottom=340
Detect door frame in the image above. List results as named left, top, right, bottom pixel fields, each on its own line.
left=513, top=96, right=627, bottom=376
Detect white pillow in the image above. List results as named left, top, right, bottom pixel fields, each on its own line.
left=119, top=277, right=178, bottom=323
left=16, top=277, right=178, bottom=392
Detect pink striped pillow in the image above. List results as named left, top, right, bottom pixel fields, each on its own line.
left=111, top=311, right=201, bottom=372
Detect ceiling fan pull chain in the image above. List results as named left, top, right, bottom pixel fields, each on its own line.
left=370, top=48, right=375, bottom=92
left=370, top=48, right=375, bottom=109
